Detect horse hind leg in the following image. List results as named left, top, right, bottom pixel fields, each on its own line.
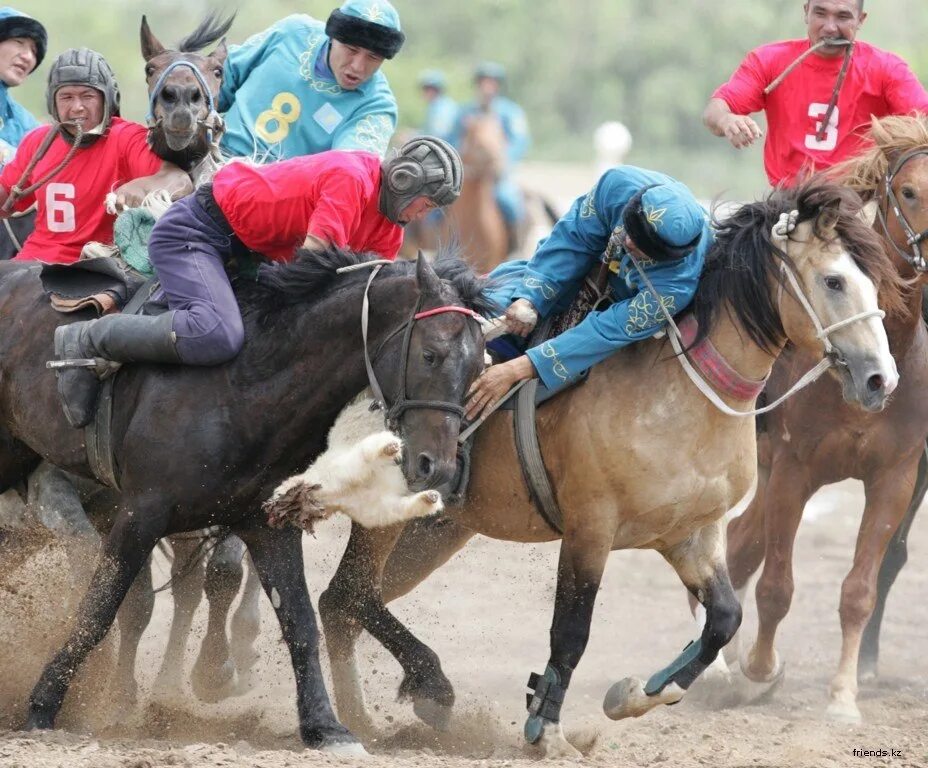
left=229, top=549, right=262, bottom=694
left=25, top=505, right=167, bottom=729
left=604, top=519, right=741, bottom=721
left=151, top=535, right=206, bottom=700
left=110, top=553, right=155, bottom=711
left=858, top=444, right=925, bottom=682
left=191, top=532, right=244, bottom=702
left=524, top=523, right=614, bottom=758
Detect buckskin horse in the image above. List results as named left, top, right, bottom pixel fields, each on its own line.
left=317, top=179, right=902, bottom=756
left=717, top=115, right=928, bottom=723
left=0, top=249, right=489, bottom=753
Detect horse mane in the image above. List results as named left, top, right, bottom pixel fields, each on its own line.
left=176, top=11, right=236, bottom=53
left=692, top=177, right=903, bottom=354
left=829, top=114, right=928, bottom=201
left=238, top=241, right=498, bottom=327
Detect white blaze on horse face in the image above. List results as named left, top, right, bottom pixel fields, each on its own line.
left=789, top=224, right=898, bottom=404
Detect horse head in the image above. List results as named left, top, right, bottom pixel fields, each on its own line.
left=140, top=13, right=234, bottom=168
left=460, top=111, right=507, bottom=181
left=372, top=252, right=488, bottom=490
left=771, top=181, right=900, bottom=412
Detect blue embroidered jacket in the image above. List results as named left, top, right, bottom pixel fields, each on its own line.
left=500, top=166, right=711, bottom=389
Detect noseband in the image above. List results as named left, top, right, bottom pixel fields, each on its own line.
left=146, top=59, right=223, bottom=144
left=342, top=262, right=483, bottom=432
left=877, top=148, right=928, bottom=272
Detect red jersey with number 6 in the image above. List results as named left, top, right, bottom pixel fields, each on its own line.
left=713, top=39, right=928, bottom=187
left=0, top=118, right=163, bottom=264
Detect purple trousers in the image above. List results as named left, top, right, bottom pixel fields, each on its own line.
left=148, top=191, right=245, bottom=365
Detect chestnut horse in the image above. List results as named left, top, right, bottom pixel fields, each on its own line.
left=318, top=180, right=901, bottom=756
left=721, top=115, right=928, bottom=723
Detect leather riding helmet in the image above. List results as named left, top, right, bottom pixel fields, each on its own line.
left=46, top=48, right=121, bottom=142
left=380, top=136, right=463, bottom=223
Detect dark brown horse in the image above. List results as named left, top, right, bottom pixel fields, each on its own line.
left=1, top=249, right=488, bottom=754
left=722, top=116, right=928, bottom=723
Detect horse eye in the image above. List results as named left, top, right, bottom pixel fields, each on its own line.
left=145, top=65, right=155, bottom=78
left=901, top=186, right=917, bottom=201
left=825, top=275, right=844, bottom=291
left=423, top=350, right=437, bottom=365
left=213, top=67, right=223, bottom=79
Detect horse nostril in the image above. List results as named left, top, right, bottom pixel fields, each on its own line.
left=867, top=374, right=884, bottom=393
left=416, top=452, right=434, bottom=479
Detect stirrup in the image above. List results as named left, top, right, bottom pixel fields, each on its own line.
left=47, top=357, right=121, bottom=378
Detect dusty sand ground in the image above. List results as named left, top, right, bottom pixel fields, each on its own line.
left=1, top=478, right=926, bottom=768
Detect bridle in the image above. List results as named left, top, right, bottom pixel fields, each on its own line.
left=340, top=262, right=484, bottom=432
left=628, top=210, right=885, bottom=417
left=876, top=147, right=928, bottom=272
left=146, top=59, right=224, bottom=145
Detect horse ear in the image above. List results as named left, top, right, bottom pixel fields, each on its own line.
left=415, top=251, right=442, bottom=297
left=140, top=15, right=166, bottom=61
left=858, top=199, right=879, bottom=228
left=817, top=200, right=841, bottom=237
left=208, top=39, right=229, bottom=68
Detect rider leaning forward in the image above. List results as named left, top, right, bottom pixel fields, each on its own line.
left=52, top=136, right=463, bottom=429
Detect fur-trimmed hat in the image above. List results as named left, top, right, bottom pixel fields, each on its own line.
left=0, top=7, right=47, bottom=71
left=622, top=182, right=706, bottom=263
left=325, top=0, right=405, bottom=60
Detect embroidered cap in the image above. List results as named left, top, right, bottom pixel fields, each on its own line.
left=325, top=0, right=405, bottom=60
left=418, top=69, right=446, bottom=91
left=474, top=61, right=506, bottom=83
left=622, top=181, right=705, bottom=262
left=0, top=7, right=47, bottom=71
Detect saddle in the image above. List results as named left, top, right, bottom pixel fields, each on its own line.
left=40, top=255, right=155, bottom=316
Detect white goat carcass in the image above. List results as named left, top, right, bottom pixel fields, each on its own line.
left=264, top=397, right=444, bottom=531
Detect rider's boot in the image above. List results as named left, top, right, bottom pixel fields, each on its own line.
left=52, top=312, right=180, bottom=428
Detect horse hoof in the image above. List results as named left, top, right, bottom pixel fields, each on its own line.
left=727, top=657, right=786, bottom=706
left=603, top=677, right=684, bottom=720
left=320, top=740, right=370, bottom=758
left=412, top=696, right=453, bottom=731
left=191, top=657, right=236, bottom=702
left=857, top=662, right=878, bottom=685
left=739, top=648, right=784, bottom=685
left=825, top=693, right=862, bottom=724
left=527, top=720, right=582, bottom=760
left=24, top=709, right=54, bottom=731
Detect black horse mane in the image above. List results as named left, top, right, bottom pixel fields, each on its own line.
left=691, top=177, right=900, bottom=354
left=237, top=241, right=498, bottom=328
left=176, top=11, right=236, bottom=52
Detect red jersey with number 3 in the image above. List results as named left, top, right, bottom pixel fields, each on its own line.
left=0, top=118, right=163, bottom=264
left=211, top=150, right=403, bottom=263
left=713, top=40, right=928, bottom=187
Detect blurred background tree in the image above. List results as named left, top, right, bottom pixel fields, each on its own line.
left=15, top=0, right=928, bottom=200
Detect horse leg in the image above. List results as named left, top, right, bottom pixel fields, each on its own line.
left=826, top=467, right=918, bottom=723
left=110, top=553, right=155, bottom=710
left=523, top=524, right=613, bottom=758
left=151, top=536, right=206, bottom=699
left=25, top=506, right=167, bottom=729
left=739, top=464, right=813, bottom=690
left=229, top=550, right=262, bottom=694
left=605, top=519, right=741, bottom=719
left=27, top=462, right=101, bottom=593
left=858, top=444, right=926, bottom=682
left=234, top=520, right=362, bottom=754
left=321, top=519, right=469, bottom=734
left=191, top=532, right=243, bottom=701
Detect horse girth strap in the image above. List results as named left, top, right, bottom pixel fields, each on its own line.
left=86, top=277, right=161, bottom=490
left=513, top=316, right=563, bottom=534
